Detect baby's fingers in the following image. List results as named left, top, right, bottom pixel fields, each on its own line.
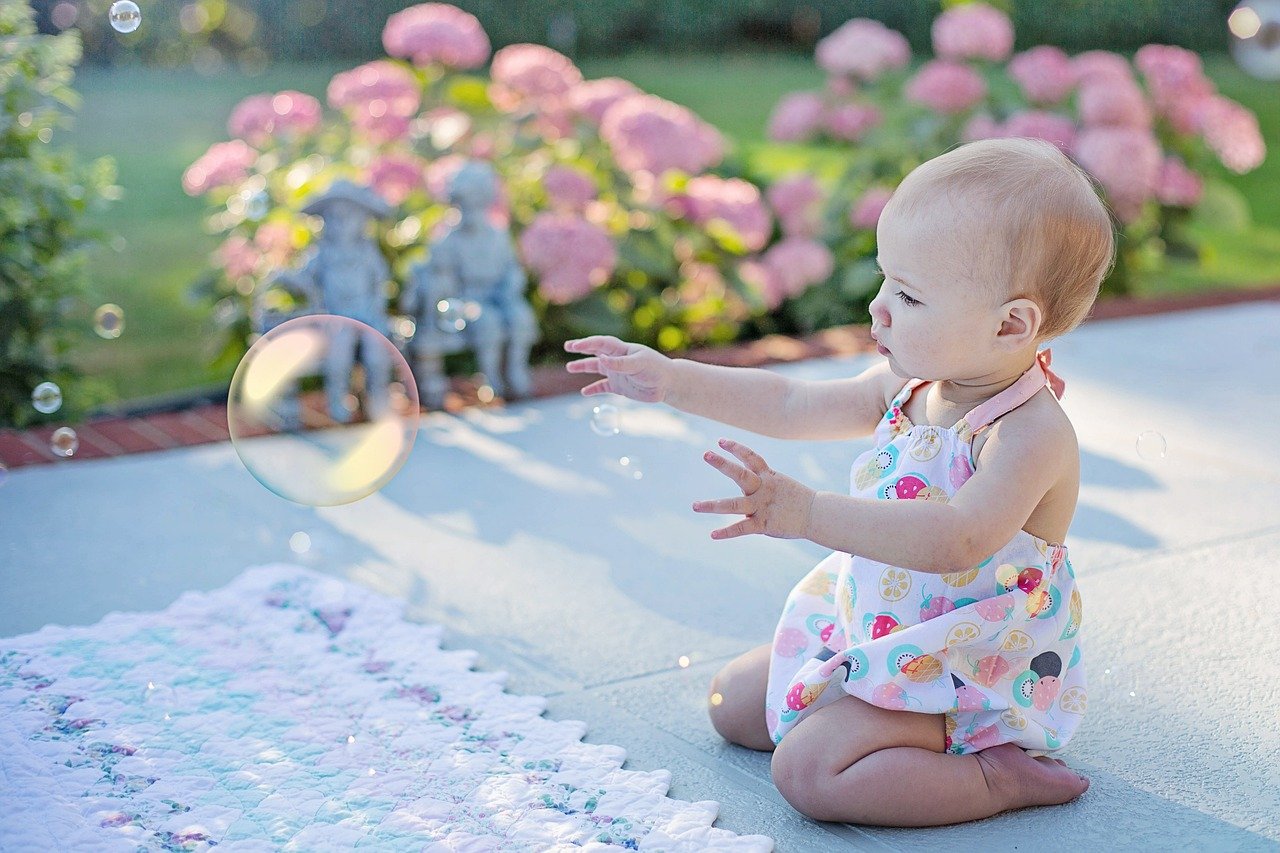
left=564, top=335, right=628, bottom=356
left=580, top=378, right=612, bottom=396
left=565, top=356, right=606, bottom=374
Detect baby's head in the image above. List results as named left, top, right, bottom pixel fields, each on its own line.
left=869, top=137, right=1116, bottom=381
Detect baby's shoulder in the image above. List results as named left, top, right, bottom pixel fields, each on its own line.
left=976, top=386, right=1077, bottom=471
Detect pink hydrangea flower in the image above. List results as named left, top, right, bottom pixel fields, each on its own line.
left=382, top=3, right=490, bottom=69
left=932, top=2, right=1014, bottom=62
left=815, top=18, right=911, bottom=81
left=328, top=60, right=421, bottom=116
left=1154, top=155, right=1203, bottom=208
left=1071, top=50, right=1133, bottom=88
left=182, top=140, right=257, bottom=196
left=1001, top=110, right=1077, bottom=150
left=253, top=221, right=294, bottom=267
left=216, top=234, right=257, bottom=278
left=544, top=164, right=597, bottom=211
left=1072, top=126, right=1162, bottom=223
left=517, top=212, right=617, bottom=304
left=767, top=91, right=826, bottom=142
left=767, top=174, right=825, bottom=239
left=1134, top=44, right=1208, bottom=113
left=962, top=113, right=1003, bottom=142
left=905, top=60, right=987, bottom=115
left=357, top=113, right=414, bottom=144
left=1008, top=46, right=1077, bottom=106
left=490, top=44, right=583, bottom=111
left=228, top=91, right=321, bottom=146
left=764, top=236, right=835, bottom=296
left=1077, top=78, right=1152, bottom=129
left=568, top=77, right=642, bottom=126
left=599, top=93, right=725, bottom=177
left=823, top=102, right=883, bottom=142
left=681, top=175, right=773, bottom=253
left=850, top=186, right=894, bottom=230
left=366, top=153, right=427, bottom=206
left=1192, top=96, right=1266, bottom=174
left=328, top=61, right=421, bottom=142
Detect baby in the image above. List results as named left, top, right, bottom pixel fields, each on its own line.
left=564, top=137, right=1115, bottom=828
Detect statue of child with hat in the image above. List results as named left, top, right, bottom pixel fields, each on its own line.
left=266, top=179, right=396, bottom=424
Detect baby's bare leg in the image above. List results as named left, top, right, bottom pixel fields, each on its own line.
left=707, top=643, right=776, bottom=752
left=771, top=695, right=1089, bottom=826
left=806, top=744, right=1089, bottom=827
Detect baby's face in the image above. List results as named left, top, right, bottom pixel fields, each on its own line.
left=868, top=201, right=1009, bottom=381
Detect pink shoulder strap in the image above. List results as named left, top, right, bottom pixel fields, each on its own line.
left=963, top=349, right=1066, bottom=435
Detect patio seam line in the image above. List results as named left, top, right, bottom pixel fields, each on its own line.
left=123, top=417, right=181, bottom=449
left=1084, top=522, right=1280, bottom=578
left=550, top=681, right=899, bottom=852
left=4, top=285, right=1279, bottom=470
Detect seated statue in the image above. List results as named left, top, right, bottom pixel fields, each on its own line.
left=400, top=160, right=540, bottom=409
left=264, top=179, right=395, bottom=424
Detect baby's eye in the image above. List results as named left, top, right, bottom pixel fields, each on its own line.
left=895, top=290, right=920, bottom=307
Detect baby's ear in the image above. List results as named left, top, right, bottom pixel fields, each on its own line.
left=997, top=298, right=1041, bottom=346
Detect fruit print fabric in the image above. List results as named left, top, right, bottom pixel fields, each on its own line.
left=764, top=349, right=1087, bottom=758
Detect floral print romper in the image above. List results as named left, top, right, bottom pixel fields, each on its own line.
left=764, top=349, right=1087, bottom=758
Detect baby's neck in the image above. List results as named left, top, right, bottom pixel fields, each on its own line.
left=933, top=357, right=1035, bottom=410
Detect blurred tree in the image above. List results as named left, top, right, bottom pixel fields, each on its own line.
left=1, top=0, right=118, bottom=428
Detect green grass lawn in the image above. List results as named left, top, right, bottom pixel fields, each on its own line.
left=59, top=51, right=1280, bottom=406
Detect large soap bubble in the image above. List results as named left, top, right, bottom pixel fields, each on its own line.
left=227, top=314, right=420, bottom=506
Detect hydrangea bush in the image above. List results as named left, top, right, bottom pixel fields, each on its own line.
left=0, top=0, right=118, bottom=428
left=760, top=0, right=1267, bottom=333
left=185, top=2, right=812, bottom=378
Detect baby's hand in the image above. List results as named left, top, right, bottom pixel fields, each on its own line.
left=693, top=438, right=816, bottom=541
left=564, top=335, right=675, bottom=404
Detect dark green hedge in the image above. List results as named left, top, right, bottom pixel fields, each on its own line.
left=41, top=0, right=1241, bottom=67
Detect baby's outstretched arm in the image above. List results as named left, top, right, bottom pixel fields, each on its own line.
left=565, top=335, right=802, bottom=439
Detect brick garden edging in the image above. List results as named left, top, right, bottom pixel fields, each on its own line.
left=3, top=282, right=1279, bottom=471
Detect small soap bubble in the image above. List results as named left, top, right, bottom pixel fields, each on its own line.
left=93, top=304, right=125, bottom=339
left=50, top=427, right=78, bottom=457
left=618, top=455, right=644, bottom=480
left=1135, top=430, right=1167, bottom=460
left=289, top=532, right=311, bottom=554
left=678, top=655, right=690, bottom=668
left=32, top=382, right=62, bottom=414
left=109, top=0, right=141, bottom=33
left=227, top=314, right=420, bottom=506
left=347, top=735, right=356, bottom=744
left=143, top=682, right=176, bottom=718
left=590, top=404, right=621, bottom=436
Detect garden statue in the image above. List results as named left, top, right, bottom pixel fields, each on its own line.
left=400, top=160, right=540, bottom=409
left=265, top=179, right=395, bottom=426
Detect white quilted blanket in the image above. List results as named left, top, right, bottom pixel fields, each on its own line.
left=0, top=564, right=774, bottom=851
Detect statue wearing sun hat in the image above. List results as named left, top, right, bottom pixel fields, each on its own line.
left=266, top=179, right=397, bottom=424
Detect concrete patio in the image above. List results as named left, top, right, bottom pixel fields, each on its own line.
left=2, top=300, right=1278, bottom=850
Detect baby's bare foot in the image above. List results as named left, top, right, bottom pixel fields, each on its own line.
left=975, top=742, right=1090, bottom=812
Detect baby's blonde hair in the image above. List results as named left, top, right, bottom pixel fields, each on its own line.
left=880, top=137, right=1117, bottom=343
